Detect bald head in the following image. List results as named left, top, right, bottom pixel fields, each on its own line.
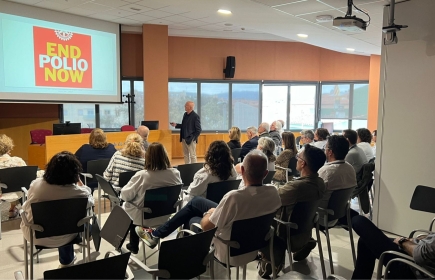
left=137, top=126, right=149, bottom=141
left=242, top=150, right=268, bottom=185
left=185, top=101, right=195, bottom=114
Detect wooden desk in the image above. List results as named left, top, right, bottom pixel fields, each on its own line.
left=28, top=130, right=172, bottom=169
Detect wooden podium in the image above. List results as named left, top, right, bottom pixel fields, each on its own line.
left=28, top=130, right=172, bottom=170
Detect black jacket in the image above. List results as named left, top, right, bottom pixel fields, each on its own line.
left=227, top=140, right=241, bottom=150
left=240, top=136, right=259, bottom=161
left=175, top=110, right=202, bottom=144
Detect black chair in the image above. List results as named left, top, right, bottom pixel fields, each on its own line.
left=43, top=252, right=131, bottom=279
left=21, top=198, right=92, bottom=280
left=316, top=187, right=356, bottom=275
left=176, top=163, right=203, bottom=189
left=132, top=228, right=217, bottom=279
left=206, top=179, right=241, bottom=203
left=375, top=251, right=435, bottom=279
left=263, top=170, right=276, bottom=184
left=274, top=200, right=326, bottom=278
left=231, top=148, right=242, bottom=164
left=410, top=185, right=435, bottom=231
left=215, top=212, right=276, bottom=280
left=274, top=156, right=299, bottom=184
left=354, top=162, right=375, bottom=218
left=119, top=171, right=137, bottom=189
left=95, top=175, right=122, bottom=210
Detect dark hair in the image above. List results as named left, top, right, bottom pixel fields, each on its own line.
left=303, top=145, right=326, bottom=173
left=356, top=128, right=372, bottom=143
left=145, top=142, right=170, bottom=171
left=373, top=129, right=377, bottom=136
left=326, top=135, right=349, bottom=160
left=44, top=151, right=82, bottom=185
left=315, top=128, right=330, bottom=141
left=205, top=140, right=234, bottom=181
left=282, top=132, right=297, bottom=151
left=343, top=129, right=358, bottom=145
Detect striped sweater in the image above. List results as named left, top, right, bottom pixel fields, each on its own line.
left=103, top=151, right=145, bottom=188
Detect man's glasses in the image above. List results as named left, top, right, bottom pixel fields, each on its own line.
left=295, top=153, right=306, bottom=163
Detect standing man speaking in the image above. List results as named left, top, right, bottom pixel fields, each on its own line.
left=170, top=101, right=202, bottom=164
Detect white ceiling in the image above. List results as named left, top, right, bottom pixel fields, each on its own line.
left=3, top=0, right=389, bottom=55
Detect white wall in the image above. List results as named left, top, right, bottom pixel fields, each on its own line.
left=374, top=0, right=435, bottom=235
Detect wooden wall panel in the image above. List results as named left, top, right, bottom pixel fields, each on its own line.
left=0, top=104, right=58, bottom=118
left=121, top=33, right=143, bottom=77
left=368, top=55, right=381, bottom=130
left=319, top=49, right=370, bottom=81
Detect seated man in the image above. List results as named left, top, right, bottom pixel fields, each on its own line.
left=298, top=129, right=315, bottom=151
left=318, top=135, right=356, bottom=226
left=343, top=129, right=368, bottom=175
left=258, top=122, right=270, bottom=138
left=352, top=215, right=435, bottom=279
left=136, top=125, right=150, bottom=152
left=240, top=126, right=259, bottom=161
left=136, top=150, right=281, bottom=266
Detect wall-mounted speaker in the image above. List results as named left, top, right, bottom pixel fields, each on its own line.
left=223, top=56, right=235, bottom=78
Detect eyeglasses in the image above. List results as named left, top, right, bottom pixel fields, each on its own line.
left=295, top=153, right=306, bottom=163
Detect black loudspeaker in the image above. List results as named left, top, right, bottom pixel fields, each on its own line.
left=223, top=56, right=236, bottom=78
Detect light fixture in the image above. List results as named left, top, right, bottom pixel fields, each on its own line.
left=316, top=15, right=333, bottom=23
left=218, top=9, right=232, bottom=15
left=346, top=48, right=355, bottom=51
left=297, top=34, right=308, bottom=38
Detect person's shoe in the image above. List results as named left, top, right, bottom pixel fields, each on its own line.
left=293, top=241, right=317, bottom=262
left=135, top=226, right=159, bottom=249
left=9, top=208, right=19, bottom=219
left=126, top=243, right=139, bottom=254
left=58, top=254, right=77, bottom=269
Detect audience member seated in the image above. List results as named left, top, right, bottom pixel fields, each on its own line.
left=356, top=128, right=374, bottom=161
left=240, top=126, right=259, bottom=161
left=0, top=134, right=42, bottom=218
left=237, top=137, right=276, bottom=175
left=103, top=133, right=145, bottom=189
left=278, top=119, right=285, bottom=130
left=273, top=145, right=326, bottom=262
left=318, top=135, right=357, bottom=226
left=74, top=129, right=117, bottom=193
left=184, top=140, right=237, bottom=205
left=351, top=215, right=435, bottom=279
left=372, top=129, right=377, bottom=155
left=313, top=128, right=330, bottom=150
left=258, top=122, right=270, bottom=138
left=136, top=125, right=150, bottom=152
left=226, top=126, right=241, bottom=150
left=120, top=142, right=182, bottom=255
left=299, top=129, right=315, bottom=151
left=269, top=120, right=283, bottom=150
left=343, top=129, right=368, bottom=175
left=273, top=132, right=297, bottom=182
left=20, top=151, right=94, bottom=268
left=136, top=150, right=281, bottom=268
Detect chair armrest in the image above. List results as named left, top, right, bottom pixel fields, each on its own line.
left=0, top=183, right=7, bottom=189
left=409, top=229, right=433, bottom=238
left=14, top=271, right=24, bottom=280
left=81, top=173, right=93, bottom=179
left=130, top=255, right=170, bottom=278
left=274, top=165, right=288, bottom=171
left=376, top=251, right=414, bottom=279
left=384, top=258, right=435, bottom=279
left=190, top=223, right=202, bottom=232
left=21, top=187, right=28, bottom=195
left=317, top=207, right=334, bottom=215
left=203, top=247, right=216, bottom=265
left=21, top=211, right=44, bottom=232
left=274, top=217, right=298, bottom=229
left=173, top=199, right=182, bottom=209
left=77, top=215, right=93, bottom=227
left=327, top=275, right=347, bottom=280
left=176, top=229, right=196, bottom=238
left=129, top=202, right=153, bottom=214
left=214, top=235, right=240, bottom=249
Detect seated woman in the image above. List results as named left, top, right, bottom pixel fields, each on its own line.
left=356, top=128, right=374, bottom=161
left=75, top=129, right=117, bottom=193
left=103, top=133, right=145, bottom=189
left=235, top=136, right=276, bottom=175
left=273, top=132, right=297, bottom=182
left=20, top=151, right=94, bottom=268
left=226, top=127, right=241, bottom=149
left=313, top=128, right=330, bottom=150
left=120, top=142, right=182, bottom=254
left=0, top=134, right=42, bottom=218
left=184, top=140, right=237, bottom=205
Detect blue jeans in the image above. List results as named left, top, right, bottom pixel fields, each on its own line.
left=58, top=245, right=74, bottom=265
left=153, top=197, right=218, bottom=238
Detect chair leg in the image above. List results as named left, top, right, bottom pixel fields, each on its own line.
left=242, top=265, right=247, bottom=280
left=24, top=237, right=28, bottom=280
left=324, top=227, right=334, bottom=274
left=315, top=222, right=326, bottom=279
left=98, top=185, right=101, bottom=225
left=236, top=266, right=239, bottom=280
left=142, top=241, right=146, bottom=265
left=30, top=235, right=34, bottom=280
left=286, top=225, right=293, bottom=271
left=347, top=208, right=357, bottom=266
left=209, top=259, right=214, bottom=280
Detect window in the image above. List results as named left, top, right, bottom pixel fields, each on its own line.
left=201, top=83, right=229, bottom=131
left=62, top=103, right=95, bottom=128
left=168, top=82, right=197, bottom=130
left=232, top=83, right=259, bottom=129
left=99, top=80, right=130, bottom=129
left=262, top=85, right=288, bottom=127
left=289, top=85, right=316, bottom=130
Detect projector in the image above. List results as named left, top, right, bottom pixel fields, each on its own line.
left=333, top=16, right=367, bottom=32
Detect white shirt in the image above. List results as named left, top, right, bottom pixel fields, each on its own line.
left=313, top=140, right=327, bottom=150
left=357, top=142, right=374, bottom=161
left=209, top=185, right=281, bottom=266
left=20, top=178, right=94, bottom=247
left=120, top=168, right=182, bottom=226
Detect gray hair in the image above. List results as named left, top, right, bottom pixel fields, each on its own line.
left=247, top=126, right=258, bottom=134
left=260, top=122, right=270, bottom=132
left=301, top=129, right=314, bottom=140
left=258, top=137, right=276, bottom=162
left=243, top=150, right=268, bottom=182
left=274, top=120, right=283, bottom=133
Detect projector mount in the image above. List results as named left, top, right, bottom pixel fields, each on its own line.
left=333, top=0, right=370, bottom=32
left=383, top=0, right=408, bottom=45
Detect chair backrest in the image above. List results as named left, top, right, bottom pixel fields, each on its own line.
left=0, top=166, right=38, bottom=194
left=30, top=129, right=52, bottom=144
left=287, top=156, right=299, bottom=177
left=229, top=212, right=276, bottom=257
left=80, top=128, right=93, bottom=134
left=121, top=125, right=135, bottom=131
left=263, top=170, right=276, bottom=184
left=100, top=206, right=132, bottom=250
left=288, top=199, right=321, bottom=236
left=356, top=162, right=375, bottom=189
left=95, top=174, right=120, bottom=199
left=158, top=228, right=217, bottom=279
left=176, top=163, right=204, bottom=188
left=119, top=171, right=137, bottom=189
left=87, top=159, right=111, bottom=183
left=44, top=252, right=131, bottom=279
left=143, top=185, right=183, bottom=220
left=410, top=185, right=435, bottom=214
left=31, top=198, right=88, bottom=239
left=326, top=187, right=356, bottom=221
left=206, top=179, right=241, bottom=204
left=231, top=148, right=242, bottom=163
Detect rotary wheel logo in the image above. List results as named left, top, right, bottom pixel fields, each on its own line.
left=54, top=30, right=73, bottom=41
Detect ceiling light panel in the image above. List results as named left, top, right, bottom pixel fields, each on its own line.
left=297, top=9, right=344, bottom=23
left=275, top=0, right=335, bottom=16
left=251, top=0, right=306, bottom=8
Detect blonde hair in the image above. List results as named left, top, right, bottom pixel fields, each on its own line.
left=228, top=126, right=241, bottom=141
left=121, top=133, right=144, bottom=158
left=0, top=134, right=14, bottom=155
left=89, top=129, right=109, bottom=149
